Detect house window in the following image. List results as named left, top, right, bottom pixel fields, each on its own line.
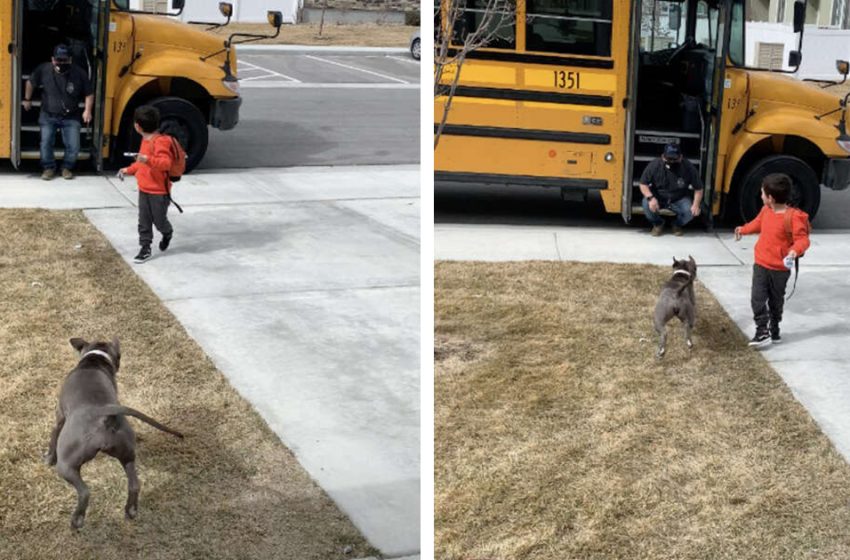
left=756, top=41, right=784, bottom=69
left=143, top=0, right=170, bottom=12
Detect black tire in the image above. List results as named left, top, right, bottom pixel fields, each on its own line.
left=116, top=97, right=208, bottom=172
left=410, top=38, right=421, bottom=60
left=150, top=97, right=208, bottom=172
left=736, top=155, right=821, bottom=223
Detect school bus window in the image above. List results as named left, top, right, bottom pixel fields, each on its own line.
left=451, top=0, right=517, bottom=50
left=526, top=0, right=612, bottom=57
left=694, top=0, right=718, bottom=48
left=113, top=0, right=130, bottom=9
left=641, top=0, right=686, bottom=52
left=728, top=0, right=745, bottom=65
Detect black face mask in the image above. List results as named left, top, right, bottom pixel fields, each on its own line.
left=55, top=63, right=71, bottom=74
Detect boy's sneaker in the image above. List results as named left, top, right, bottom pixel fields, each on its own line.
left=748, top=332, right=772, bottom=348
left=672, top=225, right=684, bottom=236
left=41, top=169, right=55, bottom=181
left=650, top=224, right=664, bottom=237
left=61, top=168, right=73, bottom=180
left=770, top=330, right=781, bottom=343
left=159, top=233, right=172, bottom=252
left=133, top=246, right=152, bottom=264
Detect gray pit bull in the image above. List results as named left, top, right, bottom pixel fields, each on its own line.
left=45, top=337, right=183, bottom=529
left=653, top=256, right=697, bottom=359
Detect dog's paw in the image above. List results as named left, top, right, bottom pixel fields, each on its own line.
left=43, top=451, right=56, bottom=466
left=125, top=505, right=138, bottom=520
left=687, top=340, right=694, bottom=350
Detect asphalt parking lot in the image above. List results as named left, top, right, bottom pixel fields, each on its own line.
left=201, top=51, right=420, bottom=170
left=238, top=52, right=420, bottom=87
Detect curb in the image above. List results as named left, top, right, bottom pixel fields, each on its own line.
left=237, top=44, right=409, bottom=55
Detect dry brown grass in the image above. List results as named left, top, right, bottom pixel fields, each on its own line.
left=198, top=22, right=417, bottom=47
left=435, top=261, right=850, bottom=560
left=0, top=210, right=374, bottom=560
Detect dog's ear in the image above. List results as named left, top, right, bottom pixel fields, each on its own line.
left=672, top=257, right=677, bottom=267
left=69, top=338, right=87, bottom=353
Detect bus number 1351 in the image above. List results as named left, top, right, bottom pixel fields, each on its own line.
left=553, top=70, right=580, bottom=89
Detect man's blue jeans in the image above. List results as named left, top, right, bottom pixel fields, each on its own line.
left=642, top=196, right=694, bottom=227
left=39, top=113, right=81, bottom=170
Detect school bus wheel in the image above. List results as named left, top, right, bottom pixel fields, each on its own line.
left=736, top=154, right=821, bottom=223
left=149, top=97, right=209, bottom=173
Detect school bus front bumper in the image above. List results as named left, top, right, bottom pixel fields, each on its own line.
left=823, top=158, right=850, bottom=191
left=211, top=97, right=242, bottom=131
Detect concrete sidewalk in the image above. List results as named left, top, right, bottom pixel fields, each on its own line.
left=0, top=165, right=420, bottom=558
left=437, top=223, right=850, bottom=463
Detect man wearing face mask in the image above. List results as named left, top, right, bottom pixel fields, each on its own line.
left=23, top=44, right=94, bottom=180
left=639, top=143, right=704, bottom=236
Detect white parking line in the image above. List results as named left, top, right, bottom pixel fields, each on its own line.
left=237, top=59, right=301, bottom=83
left=385, top=55, right=420, bottom=66
left=303, top=54, right=410, bottom=84
left=240, top=81, right=420, bottom=89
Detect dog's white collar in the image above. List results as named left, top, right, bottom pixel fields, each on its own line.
left=673, top=270, right=692, bottom=277
left=81, top=349, right=114, bottom=367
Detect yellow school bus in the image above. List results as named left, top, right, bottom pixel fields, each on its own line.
left=435, top=0, right=850, bottom=222
left=0, top=0, right=281, bottom=171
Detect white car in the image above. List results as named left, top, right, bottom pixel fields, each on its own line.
left=410, top=30, right=421, bottom=61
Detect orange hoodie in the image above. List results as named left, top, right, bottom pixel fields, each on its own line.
left=124, top=134, right=173, bottom=195
left=739, top=206, right=811, bottom=271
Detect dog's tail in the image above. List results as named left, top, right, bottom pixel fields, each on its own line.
left=91, top=405, right=184, bottom=439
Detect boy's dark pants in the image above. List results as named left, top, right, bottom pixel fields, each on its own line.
left=138, top=191, right=173, bottom=247
left=751, top=264, right=791, bottom=335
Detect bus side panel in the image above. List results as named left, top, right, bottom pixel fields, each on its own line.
left=0, top=5, right=11, bottom=159
left=435, top=6, right=631, bottom=215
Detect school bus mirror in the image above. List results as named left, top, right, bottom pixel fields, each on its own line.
left=837, top=60, right=849, bottom=76
left=268, top=11, right=283, bottom=28
left=219, top=2, right=233, bottom=17
left=793, top=0, right=805, bottom=33
left=668, top=4, right=681, bottom=31
left=788, top=50, right=802, bottom=67
left=172, top=0, right=185, bottom=11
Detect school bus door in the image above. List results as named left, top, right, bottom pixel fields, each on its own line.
left=91, top=0, right=110, bottom=170
left=4, top=0, right=24, bottom=166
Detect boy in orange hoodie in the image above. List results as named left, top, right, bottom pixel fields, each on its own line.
left=118, top=105, right=174, bottom=263
left=735, top=173, right=811, bottom=347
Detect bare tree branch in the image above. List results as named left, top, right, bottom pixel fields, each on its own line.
left=434, top=0, right=516, bottom=148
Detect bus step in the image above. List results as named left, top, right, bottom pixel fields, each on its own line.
left=21, top=125, right=93, bottom=133
left=633, top=154, right=700, bottom=166
left=21, top=150, right=91, bottom=160
left=20, top=101, right=85, bottom=108
left=634, top=129, right=700, bottom=139
left=631, top=205, right=677, bottom=217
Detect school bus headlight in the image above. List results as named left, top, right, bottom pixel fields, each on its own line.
left=838, top=137, right=850, bottom=154
left=223, top=79, right=240, bottom=94
left=604, top=152, right=614, bottom=162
